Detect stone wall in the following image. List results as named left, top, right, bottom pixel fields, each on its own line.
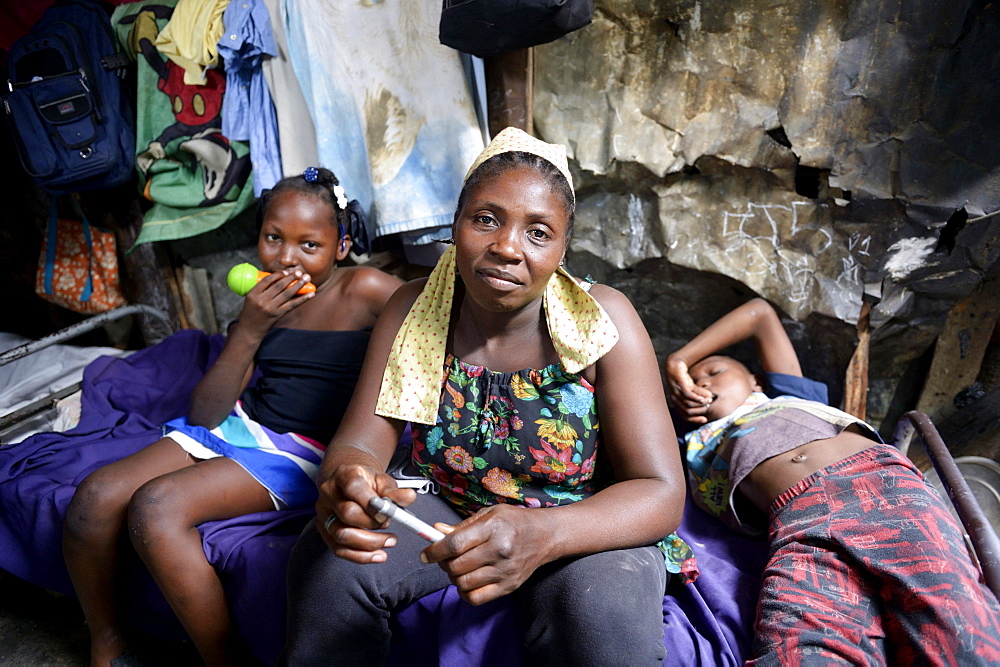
left=536, top=0, right=1000, bottom=430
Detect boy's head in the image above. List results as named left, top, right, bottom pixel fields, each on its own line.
left=688, top=355, right=762, bottom=422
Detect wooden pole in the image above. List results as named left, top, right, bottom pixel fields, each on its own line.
left=485, top=48, right=534, bottom=136
left=843, top=295, right=872, bottom=420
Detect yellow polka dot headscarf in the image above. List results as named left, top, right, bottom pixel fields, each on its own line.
left=464, top=127, right=575, bottom=201
left=375, top=128, right=619, bottom=425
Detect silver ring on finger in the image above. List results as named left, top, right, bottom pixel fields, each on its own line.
left=324, top=514, right=337, bottom=534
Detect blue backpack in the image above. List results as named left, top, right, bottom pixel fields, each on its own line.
left=3, top=0, right=135, bottom=194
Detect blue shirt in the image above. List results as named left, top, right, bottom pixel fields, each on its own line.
left=217, top=0, right=282, bottom=195
left=764, top=372, right=828, bottom=403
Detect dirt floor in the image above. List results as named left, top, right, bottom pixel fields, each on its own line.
left=0, top=569, right=198, bottom=665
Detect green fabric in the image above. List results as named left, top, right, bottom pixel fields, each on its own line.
left=112, top=0, right=254, bottom=252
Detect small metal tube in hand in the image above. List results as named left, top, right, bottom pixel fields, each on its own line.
left=369, top=497, right=446, bottom=543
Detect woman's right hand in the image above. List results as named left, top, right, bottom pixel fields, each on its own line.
left=238, top=269, right=314, bottom=337
left=315, top=463, right=416, bottom=563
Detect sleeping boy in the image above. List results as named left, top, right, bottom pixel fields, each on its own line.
left=665, top=297, right=1000, bottom=665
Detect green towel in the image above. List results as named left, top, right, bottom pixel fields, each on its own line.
left=113, top=0, right=254, bottom=252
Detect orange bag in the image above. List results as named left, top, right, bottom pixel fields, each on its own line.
left=35, top=197, right=127, bottom=314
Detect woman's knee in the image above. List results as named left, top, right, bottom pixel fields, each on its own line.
left=531, top=547, right=664, bottom=610
left=521, top=547, right=666, bottom=663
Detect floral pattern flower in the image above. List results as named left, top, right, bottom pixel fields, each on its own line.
left=444, top=446, right=475, bottom=473
left=425, top=426, right=444, bottom=455
left=511, top=373, right=539, bottom=400
left=482, top=468, right=521, bottom=499
left=534, top=418, right=577, bottom=450
left=529, top=438, right=581, bottom=482
left=560, top=383, right=594, bottom=418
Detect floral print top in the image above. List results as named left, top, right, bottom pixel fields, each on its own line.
left=410, top=354, right=699, bottom=583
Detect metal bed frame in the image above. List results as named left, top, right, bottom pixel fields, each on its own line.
left=893, top=410, right=1000, bottom=598
left=0, top=305, right=173, bottom=434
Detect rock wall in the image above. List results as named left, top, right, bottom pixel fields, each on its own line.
left=536, top=0, right=1000, bottom=430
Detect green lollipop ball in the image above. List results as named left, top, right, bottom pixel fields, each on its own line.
left=227, top=263, right=261, bottom=296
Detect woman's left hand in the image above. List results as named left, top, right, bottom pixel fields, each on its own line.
left=421, top=504, right=550, bottom=606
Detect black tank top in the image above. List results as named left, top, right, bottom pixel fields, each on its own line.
left=239, top=328, right=371, bottom=444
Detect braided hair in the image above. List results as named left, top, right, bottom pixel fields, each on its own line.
left=257, top=167, right=345, bottom=233
left=455, top=151, right=576, bottom=238
left=255, top=168, right=372, bottom=253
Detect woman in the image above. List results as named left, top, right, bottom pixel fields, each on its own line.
left=284, top=129, right=690, bottom=664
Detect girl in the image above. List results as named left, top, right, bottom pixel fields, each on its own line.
left=284, top=129, right=691, bottom=664
left=63, top=167, right=402, bottom=666
left=666, top=298, right=1000, bottom=664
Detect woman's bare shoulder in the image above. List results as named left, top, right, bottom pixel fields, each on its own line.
left=585, top=283, right=638, bottom=324
left=384, top=277, right=426, bottom=308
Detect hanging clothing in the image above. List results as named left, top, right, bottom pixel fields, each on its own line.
left=154, top=0, right=230, bottom=85
left=112, top=0, right=255, bottom=249
left=260, top=0, right=318, bottom=177
left=283, top=0, right=484, bottom=237
left=217, top=0, right=282, bottom=194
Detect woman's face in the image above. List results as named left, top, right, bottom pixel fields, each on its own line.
left=258, top=190, right=347, bottom=288
left=453, top=165, right=571, bottom=313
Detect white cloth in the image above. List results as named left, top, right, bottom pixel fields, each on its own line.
left=0, top=334, right=131, bottom=444
left=283, top=0, right=484, bottom=236
left=260, top=0, right=318, bottom=177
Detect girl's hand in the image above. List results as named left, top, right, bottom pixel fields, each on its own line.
left=315, top=463, right=416, bottom=563
left=238, top=269, right=314, bottom=335
left=420, top=504, right=549, bottom=606
left=665, top=356, right=713, bottom=424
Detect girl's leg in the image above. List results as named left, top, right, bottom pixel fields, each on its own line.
left=283, top=492, right=460, bottom=664
left=63, top=437, right=194, bottom=666
left=517, top=545, right=667, bottom=665
left=126, top=457, right=274, bottom=667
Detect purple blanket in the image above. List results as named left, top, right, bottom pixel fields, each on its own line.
left=0, top=330, right=766, bottom=665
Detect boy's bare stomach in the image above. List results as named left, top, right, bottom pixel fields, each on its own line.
left=740, top=427, right=879, bottom=513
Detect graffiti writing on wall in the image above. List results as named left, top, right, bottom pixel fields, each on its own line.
left=719, top=201, right=868, bottom=305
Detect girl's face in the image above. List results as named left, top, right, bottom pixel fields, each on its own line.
left=453, top=165, right=571, bottom=313
left=688, top=356, right=762, bottom=422
left=258, top=190, right=349, bottom=288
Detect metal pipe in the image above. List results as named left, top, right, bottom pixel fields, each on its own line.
left=0, top=305, right=172, bottom=368
left=0, top=382, right=81, bottom=434
left=895, top=410, right=1000, bottom=598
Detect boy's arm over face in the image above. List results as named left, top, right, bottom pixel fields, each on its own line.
left=666, top=298, right=802, bottom=421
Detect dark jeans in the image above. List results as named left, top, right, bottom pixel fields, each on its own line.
left=284, top=492, right=667, bottom=665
